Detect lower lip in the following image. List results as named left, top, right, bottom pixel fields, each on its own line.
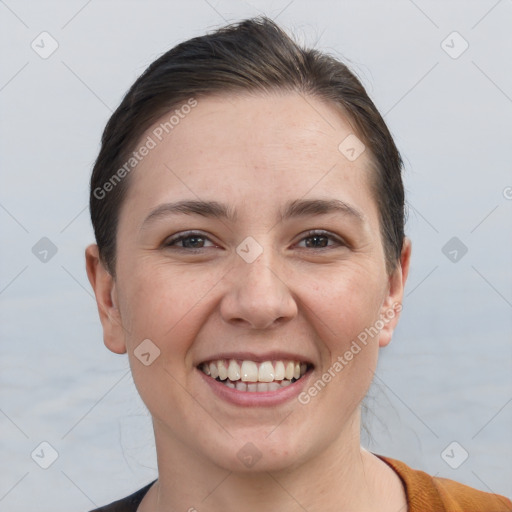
left=198, top=368, right=313, bottom=407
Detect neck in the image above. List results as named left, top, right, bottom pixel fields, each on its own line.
left=144, top=410, right=380, bottom=512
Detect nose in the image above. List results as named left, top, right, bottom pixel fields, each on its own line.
left=219, top=248, right=298, bottom=330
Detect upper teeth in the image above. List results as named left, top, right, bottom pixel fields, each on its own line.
left=200, top=359, right=308, bottom=383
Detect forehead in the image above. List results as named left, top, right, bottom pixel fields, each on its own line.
left=121, top=91, right=377, bottom=226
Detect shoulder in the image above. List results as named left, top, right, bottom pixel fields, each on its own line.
left=376, top=454, right=512, bottom=512
left=88, top=480, right=156, bottom=512
left=432, top=476, right=512, bottom=512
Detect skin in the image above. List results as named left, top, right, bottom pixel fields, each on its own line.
left=86, top=91, right=411, bottom=512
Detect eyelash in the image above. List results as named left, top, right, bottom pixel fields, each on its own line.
left=163, top=230, right=346, bottom=251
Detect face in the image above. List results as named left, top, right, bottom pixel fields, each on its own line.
left=87, top=91, right=409, bottom=473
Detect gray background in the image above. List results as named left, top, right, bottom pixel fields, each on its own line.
left=1, top=0, right=511, bottom=510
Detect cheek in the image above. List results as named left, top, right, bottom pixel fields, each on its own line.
left=303, top=264, right=385, bottom=341
left=294, top=269, right=383, bottom=436
left=119, top=263, right=218, bottom=422
left=303, top=265, right=385, bottom=402
left=118, top=260, right=224, bottom=350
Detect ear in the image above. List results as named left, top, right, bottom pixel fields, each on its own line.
left=85, top=244, right=127, bottom=354
left=378, top=237, right=411, bottom=348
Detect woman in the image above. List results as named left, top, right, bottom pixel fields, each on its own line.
left=85, top=16, right=512, bottom=512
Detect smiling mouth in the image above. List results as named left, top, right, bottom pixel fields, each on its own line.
left=199, top=359, right=311, bottom=392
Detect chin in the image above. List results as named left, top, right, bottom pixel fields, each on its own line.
left=203, top=430, right=312, bottom=474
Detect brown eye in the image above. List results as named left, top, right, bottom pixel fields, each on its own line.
left=297, top=230, right=345, bottom=249
left=304, top=234, right=329, bottom=248
left=164, top=232, right=215, bottom=250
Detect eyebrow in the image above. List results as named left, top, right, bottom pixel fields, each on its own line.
left=140, top=198, right=364, bottom=230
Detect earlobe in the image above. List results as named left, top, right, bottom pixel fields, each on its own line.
left=85, top=244, right=127, bottom=354
left=378, top=237, right=412, bottom=348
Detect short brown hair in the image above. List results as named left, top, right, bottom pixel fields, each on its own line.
left=90, top=16, right=405, bottom=277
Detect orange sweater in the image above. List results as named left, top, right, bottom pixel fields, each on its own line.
left=378, top=455, right=512, bottom=511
